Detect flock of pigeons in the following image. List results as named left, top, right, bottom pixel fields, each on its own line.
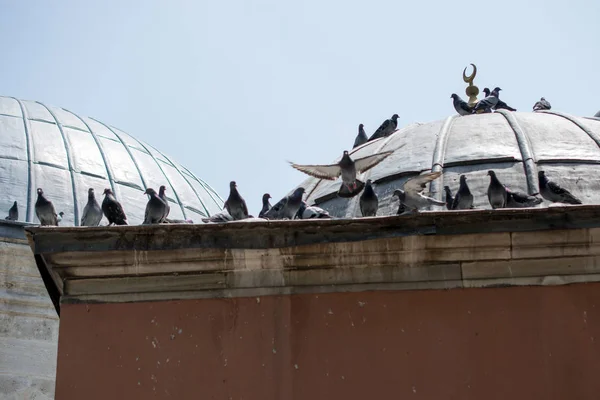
left=5, top=186, right=178, bottom=227
left=450, top=87, right=552, bottom=116
left=2, top=90, right=579, bottom=226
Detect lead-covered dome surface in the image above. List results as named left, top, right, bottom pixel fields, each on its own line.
left=0, top=96, right=223, bottom=225
left=298, top=110, right=600, bottom=218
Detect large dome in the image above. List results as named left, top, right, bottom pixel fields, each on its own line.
left=299, top=110, right=600, bottom=218
left=0, top=96, right=223, bottom=225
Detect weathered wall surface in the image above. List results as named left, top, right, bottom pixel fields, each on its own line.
left=56, top=283, right=600, bottom=400
left=0, top=238, right=58, bottom=399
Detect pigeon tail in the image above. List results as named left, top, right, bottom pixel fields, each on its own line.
left=338, top=179, right=365, bottom=198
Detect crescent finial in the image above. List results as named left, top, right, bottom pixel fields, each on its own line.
left=463, top=63, right=477, bottom=84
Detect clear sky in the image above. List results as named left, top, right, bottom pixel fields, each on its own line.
left=1, top=0, right=599, bottom=214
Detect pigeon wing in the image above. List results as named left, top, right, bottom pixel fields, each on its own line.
left=403, top=171, right=443, bottom=193
left=353, top=151, right=394, bottom=173
left=548, top=180, right=572, bottom=196
left=289, top=162, right=341, bottom=180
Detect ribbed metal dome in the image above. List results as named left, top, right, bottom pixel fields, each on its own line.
left=297, top=110, right=600, bottom=218
left=0, top=96, right=223, bottom=226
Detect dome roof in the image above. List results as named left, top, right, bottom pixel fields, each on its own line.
left=0, top=96, right=223, bottom=225
left=298, top=110, right=600, bottom=218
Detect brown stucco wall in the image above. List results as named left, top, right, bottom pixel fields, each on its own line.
left=56, top=284, right=600, bottom=399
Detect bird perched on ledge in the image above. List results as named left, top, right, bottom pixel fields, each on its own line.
left=538, top=171, right=582, bottom=204
left=102, top=188, right=128, bottom=225
left=290, top=149, right=395, bottom=198
left=224, top=181, right=249, bottom=220
left=35, top=188, right=58, bottom=226
left=482, top=87, right=516, bottom=112
left=6, top=201, right=18, bottom=221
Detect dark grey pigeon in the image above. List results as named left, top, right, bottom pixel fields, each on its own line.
left=6, top=201, right=18, bottom=221
left=295, top=201, right=331, bottom=219
left=484, top=87, right=516, bottom=111
left=158, top=185, right=170, bottom=223
left=224, top=181, right=249, bottom=220
left=472, top=87, right=501, bottom=113
left=487, top=170, right=508, bottom=209
left=393, top=171, right=445, bottom=212
left=443, top=186, right=454, bottom=210
left=80, top=188, right=103, bottom=226
left=595, top=110, right=600, bottom=118
left=56, top=212, right=64, bottom=225
left=368, top=114, right=400, bottom=141
left=35, top=188, right=58, bottom=226
left=451, top=94, right=472, bottom=116
left=102, top=188, right=128, bottom=225
left=505, top=188, right=543, bottom=208
left=259, top=193, right=272, bottom=218
left=290, top=149, right=395, bottom=198
left=533, top=97, right=551, bottom=111
left=263, top=187, right=305, bottom=220
left=538, top=170, right=582, bottom=204
left=353, top=124, right=368, bottom=149
left=452, top=175, right=474, bottom=210
left=359, top=179, right=378, bottom=217
left=143, top=188, right=168, bottom=224
left=202, top=210, right=233, bottom=223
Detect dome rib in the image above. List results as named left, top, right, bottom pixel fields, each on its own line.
left=430, top=115, right=458, bottom=201
left=538, top=110, right=600, bottom=148
left=495, top=109, right=538, bottom=195
left=89, top=117, right=147, bottom=191
left=66, top=109, right=118, bottom=200
left=124, top=137, right=189, bottom=220
left=151, top=151, right=212, bottom=217
left=36, top=101, right=81, bottom=224
left=13, top=98, right=35, bottom=222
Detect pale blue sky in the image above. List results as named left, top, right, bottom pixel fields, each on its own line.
left=1, top=0, right=599, bottom=213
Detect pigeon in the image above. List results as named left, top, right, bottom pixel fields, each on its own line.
left=263, top=187, right=306, bottom=220
left=395, top=201, right=407, bottom=215
left=505, top=188, right=543, bottom=208
left=538, top=171, right=582, bottom=204
left=443, top=186, right=454, bottom=210
left=595, top=110, right=600, bottom=118
left=392, top=171, right=446, bottom=212
left=202, top=210, right=233, bottom=223
left=472, top=87, right=501, bottom=113
left=259, top=193, right=272, bottom=218
left=533, top=97, right=551, bottom=111
left=102, top=188, right=128, bottom=225
left=452, top=175, right=474, bottom=210
left=483, top=88, right=517, bottom=111
left=359, top=179, right=378, bottom=217
left=290, top=150, right=395, bottom=198
left=56, top=212, right=65, bottom=224
left=158, top=185, right=170, bottom=223
left=451, top=94, right=472, bottom=116
left=487, top=170, right=508, bottom=209
left=295, top=202, right=331, bottom=219
left=5, top=201, right=18, bottom=221
left=353, top=124, right=368, bottom=149
left=143, top=188, right=168, bottom=224
left=80, top=188, right=103, bottom=226
left=224, top=181, right=249, bottom=220
left=368, top=114, right=399, bottom=141
left=34, top=189, right=58, bottom=226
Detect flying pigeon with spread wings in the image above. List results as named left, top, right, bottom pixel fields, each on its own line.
left=290, top=150, right=395, bottom=198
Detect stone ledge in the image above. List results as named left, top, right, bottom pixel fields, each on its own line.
left=25, top=206, right=600, bottom=313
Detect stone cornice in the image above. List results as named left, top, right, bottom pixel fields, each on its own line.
left=25, top=206, right=600, bottom=315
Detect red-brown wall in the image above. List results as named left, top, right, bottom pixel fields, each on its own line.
left=56, top=284, right=600, bottom=399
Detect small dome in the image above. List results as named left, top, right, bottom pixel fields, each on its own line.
left=297, top=110, right=600, bottom=218
left=0, top=96, right=223, bottom=225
